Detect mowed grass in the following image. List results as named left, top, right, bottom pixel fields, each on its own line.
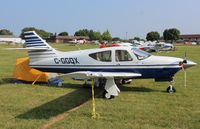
left=0, top=44, right=200, bottom=129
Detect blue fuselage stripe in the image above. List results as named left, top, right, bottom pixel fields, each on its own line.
left=31, top=64, right=180, bottom=67
left=33, top=67, right=181, bottom=80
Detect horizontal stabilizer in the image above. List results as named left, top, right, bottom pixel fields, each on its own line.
left=4, top=47, right=49, bottom=50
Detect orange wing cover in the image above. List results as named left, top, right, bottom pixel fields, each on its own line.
left=13, top=57, right=49, bottom=82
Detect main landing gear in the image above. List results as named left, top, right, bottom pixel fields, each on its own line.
left=166, top=80, right=176, bottom=93
left=103, top=90, right=115, bottom=99
left=83, top=78, right=120, bottom=99
left=103, top=77, right=120, bottom=99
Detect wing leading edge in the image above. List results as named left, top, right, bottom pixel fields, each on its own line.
left=65, top=71, right=141, bottom=79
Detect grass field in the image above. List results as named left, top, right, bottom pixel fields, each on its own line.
left=0, top=44, right=199, bottom=129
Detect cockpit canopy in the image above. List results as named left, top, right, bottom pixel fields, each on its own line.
left=89, top=47, right=151, bottom=62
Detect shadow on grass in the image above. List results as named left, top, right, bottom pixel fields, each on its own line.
left=14, top=81, right=160, bottom=120
left=16, top=88, right=95, bottom=120
left=0, top=78, right=84, bottom=88
left=119, top=85, right=161, bottom=92
left=0, top=77, right=51, bottom=86
left=0, top=78, right=13, bottom=85
left=61, top=83, right=85, bottom=89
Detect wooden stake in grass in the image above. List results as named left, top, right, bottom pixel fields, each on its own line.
left=184, top=68, right=187, bottom=88
left=91, top=78, right=99, bottom=119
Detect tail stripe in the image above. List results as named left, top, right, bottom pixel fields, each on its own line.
left=26, top=40, right=44, bottom=44
left=26, top=44, right=46, bottom=47
left=25, top=39, right=42, bottom=42
left=24, top=32, right=34, bottom=36
left=23, top=31, right=57, bottom=61
left=24, top=36, right=39, bottom=40
left=24, top=31, right=49, bottom=48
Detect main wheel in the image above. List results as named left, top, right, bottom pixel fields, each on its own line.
left=122, top=79, right=132, bottom=84
left=105, top=93, right=111, bottom=99
left=103, top=90, right=115, bottom=99
left=166, top=86, right=176, bottom=93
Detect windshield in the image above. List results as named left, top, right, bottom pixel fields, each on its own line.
left=132, top=48, right=151, bottom=60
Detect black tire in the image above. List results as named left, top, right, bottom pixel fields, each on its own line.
left=103, top=90, right=115, bottom=99
left=83, top=83, right=91, bottom=88
left=102, top=90, right=107, bottom=98
left=166, top=86, right=176, bottom=93
left=122, top=79, right=126, bottom=84
left=122, top=79, right=132, bottom=84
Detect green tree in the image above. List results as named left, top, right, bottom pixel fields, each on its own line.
left=88, top=30, right=95, bottom=40
left=133, top=37, right=140, bottom=41
left=58, top=32, right=68, bottom=36
left=112, top=37, right=121, bottom=41
left=74, top=29, right=90, bottom=36
left=93, top=32, right=102, bottom=41
left=21, top=27, right=53, bottom=39
left=102, top=30, right=112, bottom=42
left=146, top=31, right=160, bottom=41
left=74, top=29, right=103, bottom=41
left=163, top=28, right=180, bottom=42
left=0, top=29, right=13, bottom=35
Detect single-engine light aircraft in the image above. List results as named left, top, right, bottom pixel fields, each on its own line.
left=19, top=31, right=196, bottom=99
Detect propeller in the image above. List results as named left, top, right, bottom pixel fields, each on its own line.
left=183, top=51, right=187, bottom=88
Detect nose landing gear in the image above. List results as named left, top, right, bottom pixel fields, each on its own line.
left=166, top=80, right=176, bottom=93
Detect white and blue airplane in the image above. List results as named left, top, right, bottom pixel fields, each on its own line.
left=20, top=31, right=196, bottom=99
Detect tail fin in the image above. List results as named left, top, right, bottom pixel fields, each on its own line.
left=23, top=31, right=57, bottom=62
left=23, top=31, right=53, bottom=49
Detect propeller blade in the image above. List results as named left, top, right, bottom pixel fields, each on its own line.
left=182, top=51, right=187, bottom=64
left=184, top=51, right=187, bottom=60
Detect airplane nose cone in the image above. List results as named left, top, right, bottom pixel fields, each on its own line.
left=184, top=60, right=197, bottom=69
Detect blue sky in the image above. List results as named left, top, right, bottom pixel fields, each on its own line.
left=1, top=0, right=200, bottom=38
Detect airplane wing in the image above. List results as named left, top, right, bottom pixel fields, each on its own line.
left=58, top=71, right=141, bottom=98
left=63, top=71, right=141, bottom=79
left=62, top=71, right=141, bottom=98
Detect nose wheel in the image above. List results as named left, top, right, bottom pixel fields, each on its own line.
left=166, top=85, right=176, bottom=93
left=166, top=80, right=176, bottom=93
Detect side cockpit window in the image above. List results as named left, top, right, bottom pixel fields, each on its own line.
left=89, top=50, right=112, bottom=62
left=115, top=50, right=133, bottom=62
